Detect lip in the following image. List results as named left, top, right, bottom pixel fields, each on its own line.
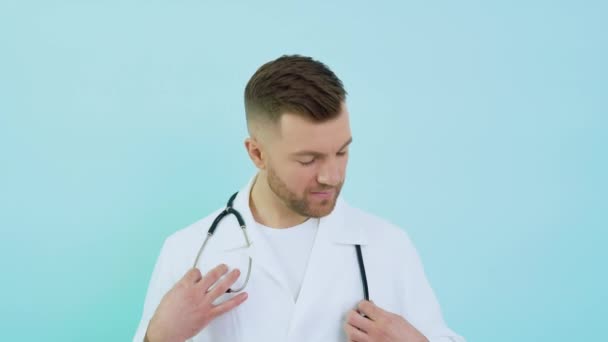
left=310, top=190, right=334, bottom=199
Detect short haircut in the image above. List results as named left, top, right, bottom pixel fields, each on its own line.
left=244, top=55, right=347, bottom=132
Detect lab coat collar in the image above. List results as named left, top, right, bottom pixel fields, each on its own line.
left=231, top=174, right=369, bottom=247
left=224, top=174, right=368, bottom=302
left=221, top=174, right=372, bottom=333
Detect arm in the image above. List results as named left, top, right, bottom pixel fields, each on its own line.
left=133, top=239, right=176, bottom=342
left=399, top=232, right=465, bottom=342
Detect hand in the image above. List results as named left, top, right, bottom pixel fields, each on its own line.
left=344, top=300, right=428, bottom=342
left=146, top=264, right=248, bottom=342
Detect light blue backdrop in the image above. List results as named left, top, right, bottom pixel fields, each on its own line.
left=1, top=1, right=606, bottom=341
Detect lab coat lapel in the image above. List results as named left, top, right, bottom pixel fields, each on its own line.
left=287, top=197, right=369, bottom=339
left=229, top=176, right=293, bottom=300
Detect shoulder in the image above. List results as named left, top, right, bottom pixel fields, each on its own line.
left=166, top=207, right=223, bottom=243
left=341, top=199, right=416, bottom=251
left=156, top=207, right=226, bottom=271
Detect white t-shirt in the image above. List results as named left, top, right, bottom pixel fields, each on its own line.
left=256, top=218, right=319, bottom=301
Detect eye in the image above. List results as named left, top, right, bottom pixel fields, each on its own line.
left=298, top=158, right=315, bottom=166
left=337, top=150, right=348, bottom=156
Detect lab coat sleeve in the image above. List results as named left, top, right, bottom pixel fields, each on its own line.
left=132, top=238, right=177, bottom=342
left=399, top=231, right=466, bottom=342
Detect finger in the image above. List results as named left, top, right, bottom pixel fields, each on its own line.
left=182, top=268, right=202, bottom=284
left=197, top=264, right=229, bottom=290
left=210, top=292, right=248, bottom=317
left=207, top=268, right=241, bottom=299
left=346, top=309, right=373, bottom=333
left=357, top=300, right=382, bottom=321
left=343, top=322, right=369, bottom=342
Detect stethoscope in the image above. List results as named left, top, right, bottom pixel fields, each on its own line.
left=192, top=192, right=370, bottom=301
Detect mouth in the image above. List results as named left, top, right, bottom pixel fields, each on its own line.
left=309, top=190, right=335, bottom=199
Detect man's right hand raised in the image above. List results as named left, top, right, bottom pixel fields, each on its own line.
left=145, top=264, right=249, bottom=342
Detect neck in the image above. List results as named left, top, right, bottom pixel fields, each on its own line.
left=249, top=172, right=308, bottom=229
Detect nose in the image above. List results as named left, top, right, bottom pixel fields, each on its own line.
left=317, top=158, right=342, bottom=187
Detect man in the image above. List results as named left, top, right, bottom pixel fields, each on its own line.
left=133, top=55, right=464, bottom=342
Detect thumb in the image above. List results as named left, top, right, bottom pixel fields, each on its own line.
left=182, top=267, right=202, bottom=284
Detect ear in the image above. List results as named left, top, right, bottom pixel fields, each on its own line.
left=244, top=137, right=266, bottom=170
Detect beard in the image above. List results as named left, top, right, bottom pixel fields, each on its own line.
left=266, top=166, right=343, bottom=218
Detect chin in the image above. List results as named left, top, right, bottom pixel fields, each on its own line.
left=306, top=201, right=337, bottom=218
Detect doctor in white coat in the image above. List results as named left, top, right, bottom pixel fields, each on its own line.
left=133, top=55, right=465, bottom=342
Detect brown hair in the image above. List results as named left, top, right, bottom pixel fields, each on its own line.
left=244, top=55, right=347, bottom=129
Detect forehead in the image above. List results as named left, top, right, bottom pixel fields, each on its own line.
left=276, top=106, right=351, bottom=153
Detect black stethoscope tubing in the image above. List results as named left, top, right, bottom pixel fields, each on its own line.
left=205, top=192, right=370, bottom=301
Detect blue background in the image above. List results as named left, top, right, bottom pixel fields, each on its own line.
left=1, top=1, right=606, bottom=341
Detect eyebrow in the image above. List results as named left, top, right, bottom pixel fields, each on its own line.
left=291, top=137, right=353, bottom=157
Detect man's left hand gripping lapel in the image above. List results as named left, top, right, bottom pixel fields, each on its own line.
left=344, top=300, right=429, bottom=342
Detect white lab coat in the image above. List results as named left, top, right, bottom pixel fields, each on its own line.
left=133, top=176, right=465, bottom=342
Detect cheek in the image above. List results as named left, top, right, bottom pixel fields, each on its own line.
left=340, top=156, right=349, bottom=174
left=331, top=156, right=349, bottom=182
left=285, top=165, right=318, bottom=192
